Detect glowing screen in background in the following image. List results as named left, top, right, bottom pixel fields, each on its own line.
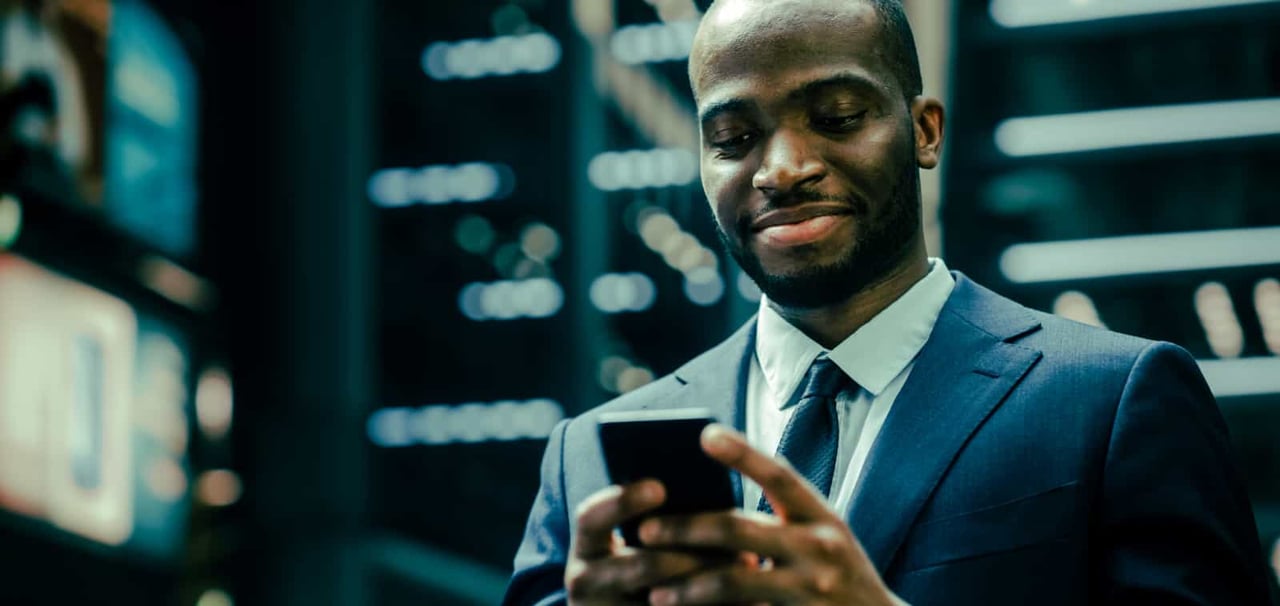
left=0, top=254, right=192, bottom=558
left=103, top=0, right=198, bottom=259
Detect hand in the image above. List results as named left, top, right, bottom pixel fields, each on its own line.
left=566, top=480, right=731, bottom=605
left=637, top=424, right=899, bottom=606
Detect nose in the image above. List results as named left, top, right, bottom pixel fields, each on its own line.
left=751, top=128, right=825, bottom=194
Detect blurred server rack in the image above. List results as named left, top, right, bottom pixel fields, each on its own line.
left=364, top=2, right=585, bottom=603
left=942, top=0, right=1280, bottom=587
left=360, top=1, right=753, bottom=603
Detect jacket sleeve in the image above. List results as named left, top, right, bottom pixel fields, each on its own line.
left=1099, top=341, right=1273, bottom=604
left=502, top=418, right=573, bottom=606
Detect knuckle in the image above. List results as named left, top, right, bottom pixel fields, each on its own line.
left=648, top=518, right=675, bottom=542
left=735, top=516, right=766, bottom=546
left=715, top=514, right=740, bottom=541
left=691, top=569, right=733, bottom=600
left=803, top=568, right=837, bottom=596
left=564, top=566, right=591, bottom=598
left=617, top=556, right=650, bottom=588
left=794, top=528, right=823, bottom=554
left=810, top=524, right=846, bottom=556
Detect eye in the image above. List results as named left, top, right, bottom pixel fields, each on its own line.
left=813, top=110, right=867, bottom=132
left=708, top=131, right=758, bottom=158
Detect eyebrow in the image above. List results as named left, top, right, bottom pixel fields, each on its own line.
left=697, top=72, right=884, bottom=127
left=788, top=72, right=883, bottom=102
left=698, top=98, right=754, bottom=128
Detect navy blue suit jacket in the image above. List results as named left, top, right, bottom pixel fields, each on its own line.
left=504, top=274, right=1273, bottom=605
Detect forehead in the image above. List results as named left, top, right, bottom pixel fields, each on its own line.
left=690, top=0, right=893, bottom=108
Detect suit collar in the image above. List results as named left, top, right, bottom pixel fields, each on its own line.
left=846, top=273, right=1044, bottom=573
left=667, top=273, right=1037, bottom=386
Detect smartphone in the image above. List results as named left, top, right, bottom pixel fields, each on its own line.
left=597, top=408, right=737, bottom=546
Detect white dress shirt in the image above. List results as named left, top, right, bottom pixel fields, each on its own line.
left=743, top=258, right=956, bottom=518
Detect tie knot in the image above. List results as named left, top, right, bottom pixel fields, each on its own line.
left=799, top=357, right=850, bottom=401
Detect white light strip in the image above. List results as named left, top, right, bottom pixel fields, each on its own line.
left=421, top=33, right=561, bottom=81
left=990, top=0, right=1278, bottom=28
left=368, top=163, right=513, bottom=208
left=588, top=148, right=699, bottom=191
left=610, top=21, right=698, bottom=65
left=995, top=98, right=1280, bottom=157
left=999, top=227, right=1280, bottom=283
left=367, top=399, right=564, bottom=447
left=1199, top=357, right=1280, bottom=398
left=458, top=278, right=564, bottom=321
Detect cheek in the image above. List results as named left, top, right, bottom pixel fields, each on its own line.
left=837, top=121, right=912, bottom=201
left=701, top=160, right=755, bottom=230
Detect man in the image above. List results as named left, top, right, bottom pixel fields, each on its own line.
left=504, top=0, right=1275, bottom=604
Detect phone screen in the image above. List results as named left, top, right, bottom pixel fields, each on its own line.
left=597, top=408, right=737, bottom=546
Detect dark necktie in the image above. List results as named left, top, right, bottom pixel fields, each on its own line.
left=758, top=356, right=851, bottom=514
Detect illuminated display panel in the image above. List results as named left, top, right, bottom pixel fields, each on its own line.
left=103, top=0, right=199, bottom=259
left=0, top=254, right=193, bottom=559
left=0, top=0, right=198, bottom=260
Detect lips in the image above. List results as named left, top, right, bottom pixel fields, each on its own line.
left=750, top=204, right=853, bottom=248
left=750, top=203, right=851, bottom=232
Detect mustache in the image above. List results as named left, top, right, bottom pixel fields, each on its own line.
left=737, top=189, right=868, bottom=233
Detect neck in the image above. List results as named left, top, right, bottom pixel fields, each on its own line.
left=768, top=248, right=931, bottom=349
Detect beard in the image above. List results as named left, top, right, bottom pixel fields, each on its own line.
left=718, top=162, right=922, bottom=310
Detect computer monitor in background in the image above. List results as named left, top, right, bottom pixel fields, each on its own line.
left=1, top=0, right=197, bottom=258
left=0, top=0, right=203, bottom=572
left=104, top=0, right=198, bottom=260
left=0, top=253, right=194, bottom=560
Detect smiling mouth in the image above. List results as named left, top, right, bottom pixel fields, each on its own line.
left=750, top=203, right=852, bottom=232
left=750, top=204, right=853, bottom=248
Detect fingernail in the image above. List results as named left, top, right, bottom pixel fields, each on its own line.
left=642, top=480, right=664, bottom=502
left=650, top=587, right=676, bottom=606
left=703, top=424, right=730, bottom=449
left=639, top=518, right=661, bottom=543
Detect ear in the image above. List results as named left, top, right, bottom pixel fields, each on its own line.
left=910, top=96, right=945, bottom=169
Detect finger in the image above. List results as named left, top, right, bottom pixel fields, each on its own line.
left=648, top=566, right=811, bottom=606
left=574, top=480, right=666, bottom=558
left=641, top=511, right=851, bottom=564
left=639, top=510, right=779, bottom=555
left=701, top=424, right=830, bottom=522
left=564, top=549, right=708, bottom=601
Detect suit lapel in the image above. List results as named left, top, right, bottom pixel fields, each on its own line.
left=672, top=319, right=757, bottom=505
left=846, top=275, right=1043, bottom=573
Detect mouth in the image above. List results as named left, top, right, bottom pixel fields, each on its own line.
left=750, top=204, right=853, bottom=248
left=750, top=203, right=850, bottom=231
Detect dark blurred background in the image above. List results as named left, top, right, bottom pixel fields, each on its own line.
left=0, top=0, right=1277, bottom=604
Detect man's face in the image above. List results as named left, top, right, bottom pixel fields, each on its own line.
left=690, top=0, right=924, bottom=309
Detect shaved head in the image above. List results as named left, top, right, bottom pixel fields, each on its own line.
left=691, top=0, right=922, bottom=103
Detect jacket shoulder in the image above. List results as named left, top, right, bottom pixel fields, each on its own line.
left=957, top=275, right=1161, bottom=365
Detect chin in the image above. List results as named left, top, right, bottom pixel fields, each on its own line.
left=753, top=243, right=858, bottom=278
left=746, top=253, right=869, bottom=309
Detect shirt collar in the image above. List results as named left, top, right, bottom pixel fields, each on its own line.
left=754, top=258, right=956, bottom=409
